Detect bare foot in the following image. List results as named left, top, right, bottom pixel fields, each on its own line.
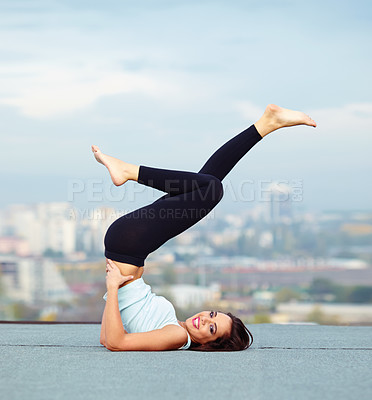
left=255, top=104, right=317, bottom=137
left=91, top=145, right=138, bottom=186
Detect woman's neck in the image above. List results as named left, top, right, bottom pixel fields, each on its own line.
left=177, top=320, right=186, bottom=330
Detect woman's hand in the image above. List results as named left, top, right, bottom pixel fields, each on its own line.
left=106, top=259, right=133, bottom=291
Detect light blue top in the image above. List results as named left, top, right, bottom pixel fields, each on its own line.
left=103, top=278, right=191, bottom=350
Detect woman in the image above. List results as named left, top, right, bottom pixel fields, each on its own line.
left=94, top=104, right=317, bottom=352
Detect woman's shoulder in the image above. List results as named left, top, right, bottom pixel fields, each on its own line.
left=162, top=324, right=189, bottom=347
left=162, top=324, right=191, bottom=350
left=162, top=323, right=187, bottom=336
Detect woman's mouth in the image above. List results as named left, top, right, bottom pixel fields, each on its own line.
left=192, top=317, right=200, bottom=329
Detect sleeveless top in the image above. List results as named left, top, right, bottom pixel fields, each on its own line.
left=103, top=277, right=191, bottom=350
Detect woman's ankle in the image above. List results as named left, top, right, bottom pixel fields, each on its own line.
left=128, top=164, right=140, bottom=182
left=254, top=119, right=277, bottom=138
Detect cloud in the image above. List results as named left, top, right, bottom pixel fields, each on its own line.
left=0, top=63, right=178, bottom=119
left=309, top=103, right=372, bottom=134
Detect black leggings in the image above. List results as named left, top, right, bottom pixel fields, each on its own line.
left=104, top=124, right=262, bottom=266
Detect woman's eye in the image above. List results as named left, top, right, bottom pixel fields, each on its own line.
left=210, top=325, right=214, bottom=334
left=210, top=311, right=214, bottom=318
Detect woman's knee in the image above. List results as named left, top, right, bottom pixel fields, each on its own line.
left=203, top=175, right=223, bottom=204
left=214, top=177, right=224, bottom=202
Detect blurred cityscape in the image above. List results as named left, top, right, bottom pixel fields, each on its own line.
left=1, top=183, right=372, bottom=325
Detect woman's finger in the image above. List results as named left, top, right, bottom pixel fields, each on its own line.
left=107, top=261, right=118, bottom=271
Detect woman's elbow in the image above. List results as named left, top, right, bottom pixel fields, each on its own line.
left=105, top=339, right=125, bottom=351
left=106, top=345, right=120, bottom=352
left=106, top=344, right=124, bottom=352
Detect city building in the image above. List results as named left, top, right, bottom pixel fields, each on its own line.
left=0, top=255, right=73, bottom=304
left=3, top=203, right=77, bottom=256
left=264, top=182, right=293, bottom=223
left=156, top=283, right=221, bottom=309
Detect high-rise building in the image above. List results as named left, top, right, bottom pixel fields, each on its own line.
left=265, top=182, right=293, bottom=223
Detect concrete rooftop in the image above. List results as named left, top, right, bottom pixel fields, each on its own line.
left=1, top=323, right=371, bottom=400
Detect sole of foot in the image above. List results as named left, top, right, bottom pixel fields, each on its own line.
left=91, top=145, right=129, bottom=186
left=265, top=104, right=317, bottom=130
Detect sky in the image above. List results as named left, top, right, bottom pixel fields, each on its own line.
left=0, top=0, right=371, bottom=214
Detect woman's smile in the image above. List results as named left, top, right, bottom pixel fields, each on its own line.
left=192, top=317, right=200, bottom=329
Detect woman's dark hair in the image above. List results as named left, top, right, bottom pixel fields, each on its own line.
left=189, top=312, right=253, bottom=352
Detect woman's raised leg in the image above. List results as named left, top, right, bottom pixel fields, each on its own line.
left=198, top=104, right=316, bottom=180
left=92, top=147, right=223, bottom=201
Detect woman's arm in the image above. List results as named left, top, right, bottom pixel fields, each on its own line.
left=105, top=324, right=188, bottom=352
left=104, top=286, right=126, bottom=348
left=102, top=259, right=131, bottom=347
left=100, top=300, right=128, bottom=347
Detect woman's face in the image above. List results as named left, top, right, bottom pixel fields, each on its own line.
left=185, top=311, right=232, bottom=344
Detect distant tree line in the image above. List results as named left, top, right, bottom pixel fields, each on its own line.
left=274, top=278, right=372, bottom=304
left=308, top=278, right=372, bottom=303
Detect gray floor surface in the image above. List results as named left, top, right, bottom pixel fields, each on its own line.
left=1, top=323, right=371, bottom=400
